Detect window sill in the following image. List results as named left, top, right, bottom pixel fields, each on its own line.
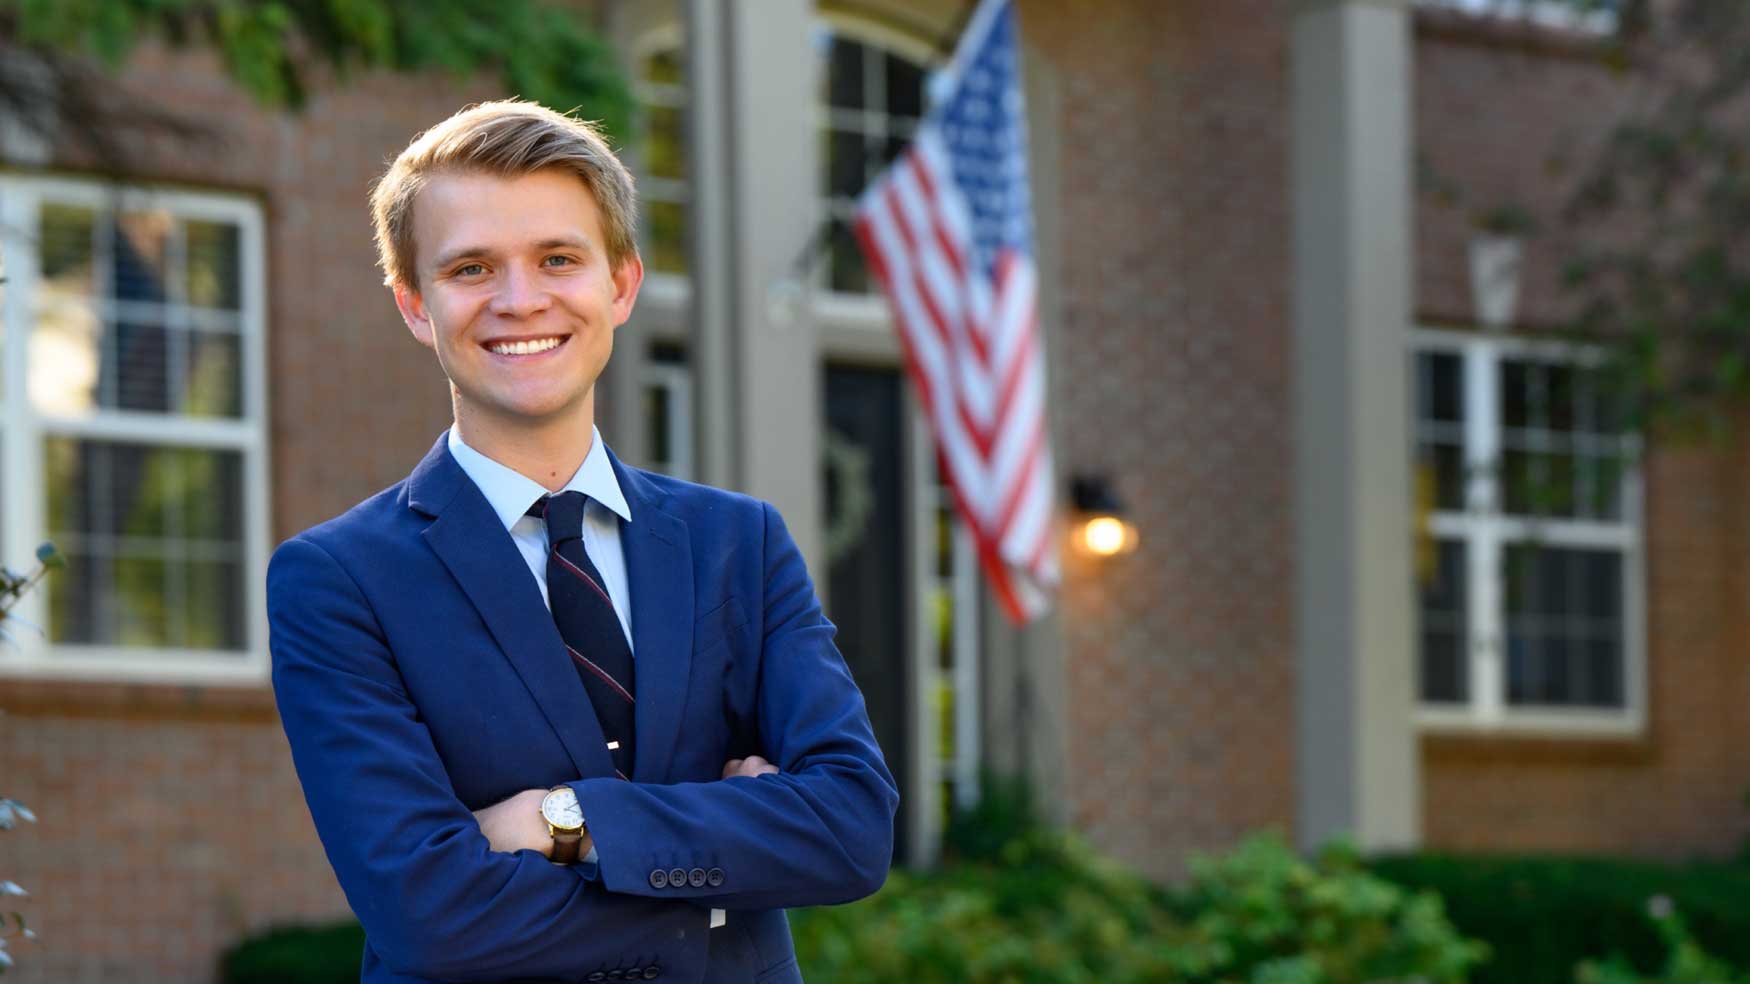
left=1413, top=5, right=1621, bottom=62
left=1418, top=707, right=1654, bottom=765
left=0, top=675, right=276, bottom=722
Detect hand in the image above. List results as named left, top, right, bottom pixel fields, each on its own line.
left=722, top=755, right=780, bottom=779
left=472, top=788, right=555, bottom=857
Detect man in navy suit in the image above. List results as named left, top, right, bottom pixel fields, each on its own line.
left=267, top=99, right=897, bottom=984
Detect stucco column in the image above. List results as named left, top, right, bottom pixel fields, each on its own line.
left=684, top=0, right=822, bottom=571
left=1291, top=0, right=1421, bottom=852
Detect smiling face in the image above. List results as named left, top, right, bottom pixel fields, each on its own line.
left=393, top=167, right=643, bottom=446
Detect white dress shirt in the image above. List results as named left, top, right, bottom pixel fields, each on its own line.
left=447, top=425, right=634, bottom=650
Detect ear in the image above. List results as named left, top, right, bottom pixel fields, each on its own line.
left=609, top=252, right=645, bottom=328
left=393, top=282, right=436, bottom=350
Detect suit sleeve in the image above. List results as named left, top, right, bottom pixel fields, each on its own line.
left=574, top=502, right=899, bottom=910
left=268, top=535, right=709, bottom=981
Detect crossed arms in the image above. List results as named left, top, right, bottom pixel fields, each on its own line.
left=267, top=503, right=897, bottom=981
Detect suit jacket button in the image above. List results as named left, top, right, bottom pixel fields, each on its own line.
left=706, top=867, right=725, bottom=887
left=587, top=974, right=605, bottom=983
left=648, top=869, right=668, bottom=889
left=688, top=867, right=707, bottom=887
left=625, top=967, right=642, bottom=979
left=668, top=867, right=688, bottom=888
left=644, top=968, right=662, bottom=980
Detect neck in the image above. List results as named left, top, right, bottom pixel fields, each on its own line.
left=451, top=390, right=597, bottom=493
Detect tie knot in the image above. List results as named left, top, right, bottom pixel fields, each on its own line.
left=531, top=490, right=588, bottom=543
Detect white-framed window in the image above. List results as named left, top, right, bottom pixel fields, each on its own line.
left=0, top=175, right=270, bottom=682
left=642, top=343, right=693, bottom=481
left=1414, top=328, right=1645, bottom=733
left=632, top=36, right=689, bottom=278
left=815, top=23, right=928, bottom=297
left=927, top=475, right=981, bottom=812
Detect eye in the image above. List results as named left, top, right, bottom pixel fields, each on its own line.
left=542, top=254, right=576, bottom=269
left=455, top=262, right=487, bottom=278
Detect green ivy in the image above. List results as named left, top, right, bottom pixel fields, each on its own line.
left=0, top=0, right=633, bottom=137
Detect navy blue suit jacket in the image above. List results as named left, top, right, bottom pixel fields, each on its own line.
left=268, top=433, right=897, bottom=983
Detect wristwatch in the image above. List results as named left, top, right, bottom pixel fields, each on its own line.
left=540, top=785, right=586, bottom=864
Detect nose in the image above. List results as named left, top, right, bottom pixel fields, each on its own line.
left=488, top=262, right=551, bottom=319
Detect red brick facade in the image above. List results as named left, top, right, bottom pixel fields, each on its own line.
left=1023, top=0, right=1298, bottom=881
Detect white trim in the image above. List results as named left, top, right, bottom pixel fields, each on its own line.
left=950, top=517, right=980, bottom=808
left=1417, top=704, right=1643, bottom=736
left=641, top=359, right=695, bottom=482
left=906, top=399, right=941, bottom=867
left=0, top=173, right=270, bottom=685
left=1415, top=325, right=1645, bottom=735
left=814, top=9, right=943, bottom=69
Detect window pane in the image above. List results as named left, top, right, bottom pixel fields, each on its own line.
left=114, top=554, right=171, bottom=646
left=185, top=220, right=241, bottom=310
left=28, top=298, right=103, bottom=414
left=179, top=447, right=244, bottom=542
left=645, top=382, right=672, bottom=470
left=43, top=438, right=247, bottom=652
left=644, top=104, right=685, bottom=181
left=183, top=329, right=242, bottom=418
left=885, top=52, right=925, bottom=120
left=112, top=320, right=172, bottom=413
left=1420, top=351, right=1464, bottom=423
left=827, top=128, right=867, bottom=198
left=643, top=49, right=682, bottom=87
left=1546, top=363, right=1576, bottom=432
left=645, top=199, right=688, bottom=276
left=827, top=36, right=865, bottom=110
left=828, top=217, right=870, bottom=294
left=1419, top=538, right=1469, bottom=703
left=1502, top=360, right=1528, bottom=429
left=1504, top=544, right=1625, bottom=708
left=1426, top=443, right=1465, bottom=511
left=111, top=211, right=172, bottom=303
left=1500, top=355, right=1628, bottom=519
left=185, top=559, right=245, bottom=650
left=39, top=204, right=96, bottom=299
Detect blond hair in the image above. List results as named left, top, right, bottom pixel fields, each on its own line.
left=370, top=99, right=639, bottom=287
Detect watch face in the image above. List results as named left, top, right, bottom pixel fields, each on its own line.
left=541, top=788, right=583, bottom=828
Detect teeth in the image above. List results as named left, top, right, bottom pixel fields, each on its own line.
left=489, top=337, right=563, bottom=356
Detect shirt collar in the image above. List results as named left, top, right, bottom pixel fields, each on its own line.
left=447, top=425, right=632, bottom=533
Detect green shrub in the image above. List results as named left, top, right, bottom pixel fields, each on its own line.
left=219, top=921, right=362, bottom=984
left=1578, top=898, right=1750, bottom=984
left=1368, top=853, right=1750, bottom=984
left=1163, top=834, right=1487, bottom=984
left=791, top=830, right=1486, bottom=984
left=791, top=827, right=1180, bottom=983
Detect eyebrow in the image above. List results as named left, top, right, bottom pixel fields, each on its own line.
left=430, top=236, right=596, bottom=272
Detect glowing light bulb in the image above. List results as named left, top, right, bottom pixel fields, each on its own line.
left=1082, top=516, right=1129, bottom=556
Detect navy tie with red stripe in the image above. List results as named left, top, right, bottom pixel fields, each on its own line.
left=531, top=491, right=635, bottom=779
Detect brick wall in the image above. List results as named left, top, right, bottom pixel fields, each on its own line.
left=1021, top=0, right=1298, bottom=881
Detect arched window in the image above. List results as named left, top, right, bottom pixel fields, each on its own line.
left=633, top=44, right=688, bottom=275
left=817, top=27, right=928, bottom=294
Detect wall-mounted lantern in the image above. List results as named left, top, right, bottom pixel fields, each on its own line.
left=1070, top=475, right=1137, bottom=557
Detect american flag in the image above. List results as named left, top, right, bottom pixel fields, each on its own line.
left=854, top=0, right=1057, bottom=623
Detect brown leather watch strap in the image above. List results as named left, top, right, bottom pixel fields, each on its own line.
left=551, top=830, right=583, bottom=865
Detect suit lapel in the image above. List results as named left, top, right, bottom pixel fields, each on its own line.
left=408, top=434, right=616, bottom=781
left=609, top=448, right=695, bottom=784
